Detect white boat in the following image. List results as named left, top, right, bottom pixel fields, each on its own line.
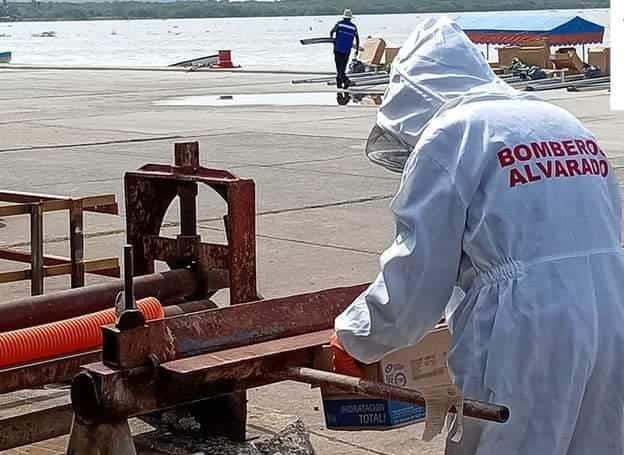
left=32, top=31, right=56, bottom=38
left=0, top=51, right=11, bottom=63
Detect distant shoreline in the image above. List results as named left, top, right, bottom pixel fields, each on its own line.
left=0, top=1, right=609, bottom=23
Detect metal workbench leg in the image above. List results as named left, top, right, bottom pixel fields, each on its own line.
left=66, top=417, right=136, bottom=455
left=69, top=200, right=85, bottom=288
left=30, top=203, right=44, bottom=296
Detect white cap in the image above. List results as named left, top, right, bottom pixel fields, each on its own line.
left=343, top=9, right=353, bottom=19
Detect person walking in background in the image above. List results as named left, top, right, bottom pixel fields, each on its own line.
left=330, top=9, right=359, bottom=89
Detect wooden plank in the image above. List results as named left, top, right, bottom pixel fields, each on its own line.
left=41, top=199, right=72, bottom=213
left=0, top=204, right=29, bottom=217
left=69, top=201, right=85, bottom=288
left=79, top=194, right=118, bottom=215
left=30, top=204, right=44, bottom=295
left=0, top=195, right=118, bottom=216
left=0, top=191, right=69, bottom=203
left=0, top=390, right=72, bottom=450
left=0, top=248, right=68, bottom=265
left=44, top=258, right=120, bottom=277
left=0, top=200, right=70, bottom=215
left=0, top=259, right=119, bottom=283
left=0, top=269, right=30, bottom=284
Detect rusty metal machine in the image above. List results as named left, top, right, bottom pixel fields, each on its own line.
left=0, top=142, right=509, bottom=453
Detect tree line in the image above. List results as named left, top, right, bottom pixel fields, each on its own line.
left=2, top=0, right=608, bottom=21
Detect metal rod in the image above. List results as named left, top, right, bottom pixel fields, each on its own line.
left=30, top=203, right=44, bottom=296
left=279, top=367, right=510, bottom=424
left=123, top=245, right=136, bottom=310
left=0, top=268, right=197, bottom=332
left=327, top=75, right=390, bottom=86
left=567, top=83, right=610, bottom=92
left=349, top=79, right=390, bottom=87
left=525, top=76, right=610, bottom=92
left=178, top=183, right=198, bottom=237
left=292, top=72, right=388, bottom=85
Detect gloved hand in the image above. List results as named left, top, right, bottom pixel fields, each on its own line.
left=329, top=332, right=365, bottom=378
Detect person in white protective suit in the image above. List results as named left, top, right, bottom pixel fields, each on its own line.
left=333, top=16, right=624, bottom=455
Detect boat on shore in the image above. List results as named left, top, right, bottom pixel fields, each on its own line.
left=169, top=54, right=218, bottom=68
left=32, top=31, right=56, bottom=38
left=0, top=51, right=11, bottom=63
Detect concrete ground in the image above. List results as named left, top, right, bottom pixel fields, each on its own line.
left=0, top=67, right=622, bottom=454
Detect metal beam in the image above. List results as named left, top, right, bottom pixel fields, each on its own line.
left=101, top=284, right=367, bottom=369
left=0, top=399, right=73, bottom=450
left=0, top=351, right=101, bottom=395
left=72, top=330, right=328, bottom=421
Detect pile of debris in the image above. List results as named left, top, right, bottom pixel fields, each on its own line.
left=137, top=412, right=315, bottom=455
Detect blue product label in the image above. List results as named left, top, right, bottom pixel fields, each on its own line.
left=388, top=400, right=426, bottom=425
left=323, top=398, right=425, bottom=428
left=324, top=398, right=390, bottom=427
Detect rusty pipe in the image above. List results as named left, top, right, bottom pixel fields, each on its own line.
left=0, top=268, right=197, bottom=332
left=278, top=367, right=510, bottom=424
left=0, top=299, right=217, bottom=395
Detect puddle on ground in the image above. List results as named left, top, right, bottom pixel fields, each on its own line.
left=155, top=92, right=382, bottom=107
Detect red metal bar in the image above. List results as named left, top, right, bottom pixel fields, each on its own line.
left=226, top=180, right=258, bottom=304
left=101, top=284, right=367, bottom=369
left=72, top=331, right=326, bottom=421
left=0, top=351, right=101, bottom=395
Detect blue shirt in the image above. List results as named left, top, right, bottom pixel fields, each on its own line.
left=331, top=19, right=359, bottom=54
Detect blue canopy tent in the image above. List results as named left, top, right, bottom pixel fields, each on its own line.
left=456, top=14, right=605, bottom=60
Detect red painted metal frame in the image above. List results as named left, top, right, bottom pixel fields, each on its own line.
left=124, top=141, right=259, bottom=305
left=73, top=284, right=367, bottom=422
left=122, top=141, right=260, bottom=441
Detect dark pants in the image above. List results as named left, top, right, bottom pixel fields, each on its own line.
left=334, top=51, right=350, bottom=89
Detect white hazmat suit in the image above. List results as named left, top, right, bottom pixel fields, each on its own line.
left=335, top=17, right=624, bottom=454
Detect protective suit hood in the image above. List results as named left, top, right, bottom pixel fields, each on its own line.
left=367, top=17, right=534, bottom=172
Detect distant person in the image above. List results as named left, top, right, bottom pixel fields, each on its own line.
left=330, top=9, right=359, bottom=89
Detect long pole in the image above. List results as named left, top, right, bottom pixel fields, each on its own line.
left=278, top=367, right=510, bottom=424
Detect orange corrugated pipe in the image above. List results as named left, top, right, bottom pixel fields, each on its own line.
left=0, top=297, right=164, bottom=368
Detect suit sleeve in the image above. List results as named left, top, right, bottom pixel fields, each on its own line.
left=335, top=133, right=467, bottom=364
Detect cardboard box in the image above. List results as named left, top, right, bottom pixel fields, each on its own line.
left=588, top=47, right=610, bottom=75
left=384, top=47, right=400, bottom=65
left=360, top=38, right=387, bottom=66
left=320, top=325, right=451, bottom=431
left=550, top=48, right=585, bottom=74
left=498, top=44, right=551, bottom=68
